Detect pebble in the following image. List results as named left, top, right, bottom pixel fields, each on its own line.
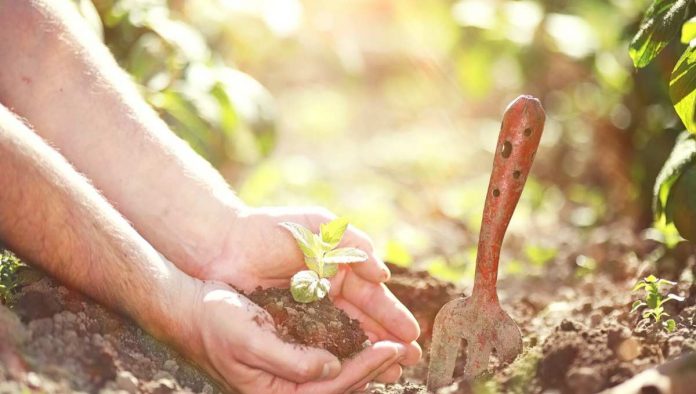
left=26, top=372, right=41, bottom=389
left=115, top=371, right=138, bottom=393
left=163, top=359, right=178, bottom=373
left=202, top=384, right=214, bottom=394
left=153, top=370, right=174, bottom=381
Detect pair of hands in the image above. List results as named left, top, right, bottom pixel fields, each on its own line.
left=180, top=207, right=421, bottom=393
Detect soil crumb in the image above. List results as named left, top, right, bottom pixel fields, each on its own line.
left=246, top=286, right=368, bottom=359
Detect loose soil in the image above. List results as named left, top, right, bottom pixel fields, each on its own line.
left=246, top=286, right=368, bottom=359
left=1, top=222, right=695, bottom=394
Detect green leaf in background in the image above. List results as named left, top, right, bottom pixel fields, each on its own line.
left=320, top=217, right=349, bottom=249
left=629, top=0, right=690, bottom=68
left=682, top=17, right=696, bottom=43
left=670, top=45, right=696, bottom=133
left=654, top=131, right=696, bottom=221
left=323, top=247, right=368, bottom=264
left=383, top=240, right=413, bottom=267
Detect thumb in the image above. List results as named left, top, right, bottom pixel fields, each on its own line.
left=242, top=327, right=342, bottom=383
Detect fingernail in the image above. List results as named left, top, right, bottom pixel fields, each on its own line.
left=321, top=359, right=341, bottom=379
left=381, top=264, right=391, bottom=281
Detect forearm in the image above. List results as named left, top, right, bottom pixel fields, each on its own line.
left=0, top=0, right=243, bottom=275
left=0, top=104, right=196, bottom=339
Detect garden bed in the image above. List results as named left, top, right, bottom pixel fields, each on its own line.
left=1, top=228, right=695, bottom=394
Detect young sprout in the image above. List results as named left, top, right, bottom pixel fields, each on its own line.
left=631, top=275, right=684, bottom=332
left=281, top=217, right=368, bottom=303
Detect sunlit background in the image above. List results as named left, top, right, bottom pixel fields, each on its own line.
left=82, top=0, right=685, bottom=285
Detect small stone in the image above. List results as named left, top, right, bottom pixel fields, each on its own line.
left=26, top=372, right=41, bottom=389
left=115, top=371, right=138, bottom=393
left=163, top=359, right=178, bottom=373
left=616, top=337, right=641, bottom=361
left=566, top=367, right=603, bottom=394
left=144, top=378, right=177, bottom=394
left=152, top=370, right=174, bottom=381
left=202, top=384, right=214, bottom=394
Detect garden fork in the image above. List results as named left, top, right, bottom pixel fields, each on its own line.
left=427, top=95, right=545, bottom=391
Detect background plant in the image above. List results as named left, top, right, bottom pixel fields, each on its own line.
left=281, top=218, right=367, bottom=303
left=0, top=250, right=25, bottom=304
left=631, top=274, right=685, bottom=332
left=46, top=0, right=695, bottom=286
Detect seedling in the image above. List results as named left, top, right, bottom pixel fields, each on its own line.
left=631, top=275, right=684, bottom=332
left=281, top=218, right=368, bottom=303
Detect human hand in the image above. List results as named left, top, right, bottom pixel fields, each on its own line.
left=183, top=281, right=415, bottom=393
left=196, top=206, right=421, bottom=384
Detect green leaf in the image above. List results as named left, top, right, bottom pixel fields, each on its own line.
left=279, top=222, right=321, bottom=260
left=629, top=0, right=690, bottom=68
left=631, top=300, right=647, bottom=313
left=682, top=17, right=696, bottom=43
left=647, top=292, right=660, bottom=309
left=290, top=270, right=331, bottom=303
left=667, top=293, right=686, bottom=302
left=664, top=318, right=677, bottom=332
left=323, top=247, right=369, bottom=264
left=670, top=45, right=696, bottom=133
left=319, top=217, right=349, bottom=249
left=654, top=132, right=696, bottom=222
left=646, top=275, right=658, bottom=283
left=633, top=281, right=648, bottom=292
left=321, top=263, right=338, bottom=278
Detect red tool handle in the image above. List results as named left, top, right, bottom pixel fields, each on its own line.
left=473, top=96, right=545, bottom=297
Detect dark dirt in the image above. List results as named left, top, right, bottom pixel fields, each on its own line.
left=370, top=224, right=696, bottom=394
left=2, top=223, right=696, bottom=394
left=0, top=271, right=220, bottom=394
left=246, top=286, right=369, bottom=359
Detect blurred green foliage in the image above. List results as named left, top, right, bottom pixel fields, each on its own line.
left=62, top=0, right=694, bottom=284
left=0, top=250, right=24, bottom=304
left=629, top=0, right=696, bottom=243
left=76, top=0, right=277, bottom=167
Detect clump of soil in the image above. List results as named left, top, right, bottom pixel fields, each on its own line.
left=246, top=287, right=368, bottom=359
left=0, top=271, right=220, bottom=394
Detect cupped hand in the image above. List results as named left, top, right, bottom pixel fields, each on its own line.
left=197, top=206, right=422, bottom=386
left=185, top=281, right=415, bottom=394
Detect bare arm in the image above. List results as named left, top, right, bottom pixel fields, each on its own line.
left=0, top=104, right=407, bottom=393
left=0, top=0, right=243, bottom=276
left=0, top=103, right=194, bottom=340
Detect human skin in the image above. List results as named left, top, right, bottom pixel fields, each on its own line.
left=0, top=105, right=409, bottom=393
left=0, top=0, right=420, bottom=391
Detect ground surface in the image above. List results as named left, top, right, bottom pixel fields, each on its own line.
left=1, top=222, right=694, bottom=393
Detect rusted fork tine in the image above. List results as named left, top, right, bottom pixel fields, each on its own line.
left=427, top=96, right=546, bottom=391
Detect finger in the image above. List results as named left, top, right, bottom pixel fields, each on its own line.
left=243, top=326, right=341, bottom=384
left=343, top=227, right=390, bottom=283
left=342, top=273, right=420, bottom=342
left=332, top=297, right=392, bottom=339
left=345, top=351, right=402, bottom=392
left=400, top=341, right=422, bottom=366
left=300, top=341, right=407, bottom=394
left=375, top=363, right=402, bottom=383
